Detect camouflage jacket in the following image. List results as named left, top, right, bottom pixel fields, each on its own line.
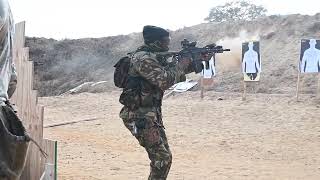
left=119, top=45, right=186, bottom=124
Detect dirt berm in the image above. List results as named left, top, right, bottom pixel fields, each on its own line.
left=27, top=14, right=320, bottom=96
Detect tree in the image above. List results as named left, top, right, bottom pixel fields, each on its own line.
left=204, top=1, right=267, bottom=23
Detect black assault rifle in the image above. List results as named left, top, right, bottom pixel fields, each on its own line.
left=158, top=39, right=231, bottom=73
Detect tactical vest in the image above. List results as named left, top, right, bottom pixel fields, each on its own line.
left=119, top=51, right=165, bottom=110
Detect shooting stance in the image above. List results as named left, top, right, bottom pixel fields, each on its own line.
left=115, top=25, right=229, bottom=179
left=118, top=25, right=197, bottom=180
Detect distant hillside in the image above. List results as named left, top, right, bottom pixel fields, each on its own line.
left=27, top=13, right=320, bottom=96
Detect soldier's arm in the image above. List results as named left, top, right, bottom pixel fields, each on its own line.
left=135, top=57, right=186, bottom=91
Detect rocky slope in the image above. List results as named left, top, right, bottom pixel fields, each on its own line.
left=27, top=13, right=320, bottom=96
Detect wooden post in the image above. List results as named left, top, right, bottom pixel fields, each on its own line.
left=242, top=81, right=247, bottom=101
left=54, top=141, right=57, bottom=180
left=296, top=72, right=301, bottom=102
left=200, top=77, right=204, bottom=99
left=200, top=77, right=214, bottom=99
left=296, top=52, right=302, bottom=102
left=41, top=139, right=58, bottom=180
left=317, top=74, right=320, bottom=99
left=11, top=22, right=43, bottom=180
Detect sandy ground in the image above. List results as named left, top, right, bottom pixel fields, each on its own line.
left=39, top=91, right=320, bottom=180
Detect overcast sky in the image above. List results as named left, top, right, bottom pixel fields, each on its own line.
left=7, top=0, right=320, bottom=39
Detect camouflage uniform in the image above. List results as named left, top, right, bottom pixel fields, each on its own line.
left=0, top=0, right=17, bottom=103
left=120, top=44, right=187, bottom=180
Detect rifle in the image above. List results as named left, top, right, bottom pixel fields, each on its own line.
left=158, top=39, right=231, bottom=73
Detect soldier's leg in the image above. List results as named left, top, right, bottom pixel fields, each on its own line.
left=136, top=118, right=172, bottom=179
left=122, top=116, right=172, bottom=180
left=145, top=128, right=172, bottom=180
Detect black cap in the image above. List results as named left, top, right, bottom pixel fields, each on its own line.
left=143, top=25, right=169, bottom=44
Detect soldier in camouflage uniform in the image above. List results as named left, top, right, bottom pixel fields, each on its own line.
left=119, top=25, right=196, bottom=180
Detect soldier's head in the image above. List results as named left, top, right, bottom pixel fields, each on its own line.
left=143, top=25, right=170, bottom=52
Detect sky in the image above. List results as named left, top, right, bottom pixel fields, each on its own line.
left=7, top=0, right=320, bottom=39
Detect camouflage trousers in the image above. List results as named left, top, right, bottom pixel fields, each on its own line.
left=122, top=115, right=172, bottom=180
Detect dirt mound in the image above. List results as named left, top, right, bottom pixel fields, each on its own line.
left=27, top=13, right=320, bottom=96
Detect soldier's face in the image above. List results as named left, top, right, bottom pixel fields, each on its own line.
left=159, top=36, right=170, bottom=51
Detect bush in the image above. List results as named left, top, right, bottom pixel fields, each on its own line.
left=204, top=0, right=267, bottom=23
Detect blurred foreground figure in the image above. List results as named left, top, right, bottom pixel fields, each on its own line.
left=0, top=1, right=30, bottom=179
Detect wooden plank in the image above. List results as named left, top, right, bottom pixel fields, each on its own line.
left=18, top=49, right=31, bottom=180
left=41, top=139, right=57, bottom=165
left=11, top=22, right=25, bottom=106
left=20, top=48, right=40, bottom=180
left=17, top=52, right=25, bottom=115
left=9, top=22, right=53, bottom=180
left=13, top=22, right=26, bottom=49
left=11, top=21, right=25, bottom=106
left=41, top=139, right=57, bottom=180
left=28, top=105, right=44, bottom=180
